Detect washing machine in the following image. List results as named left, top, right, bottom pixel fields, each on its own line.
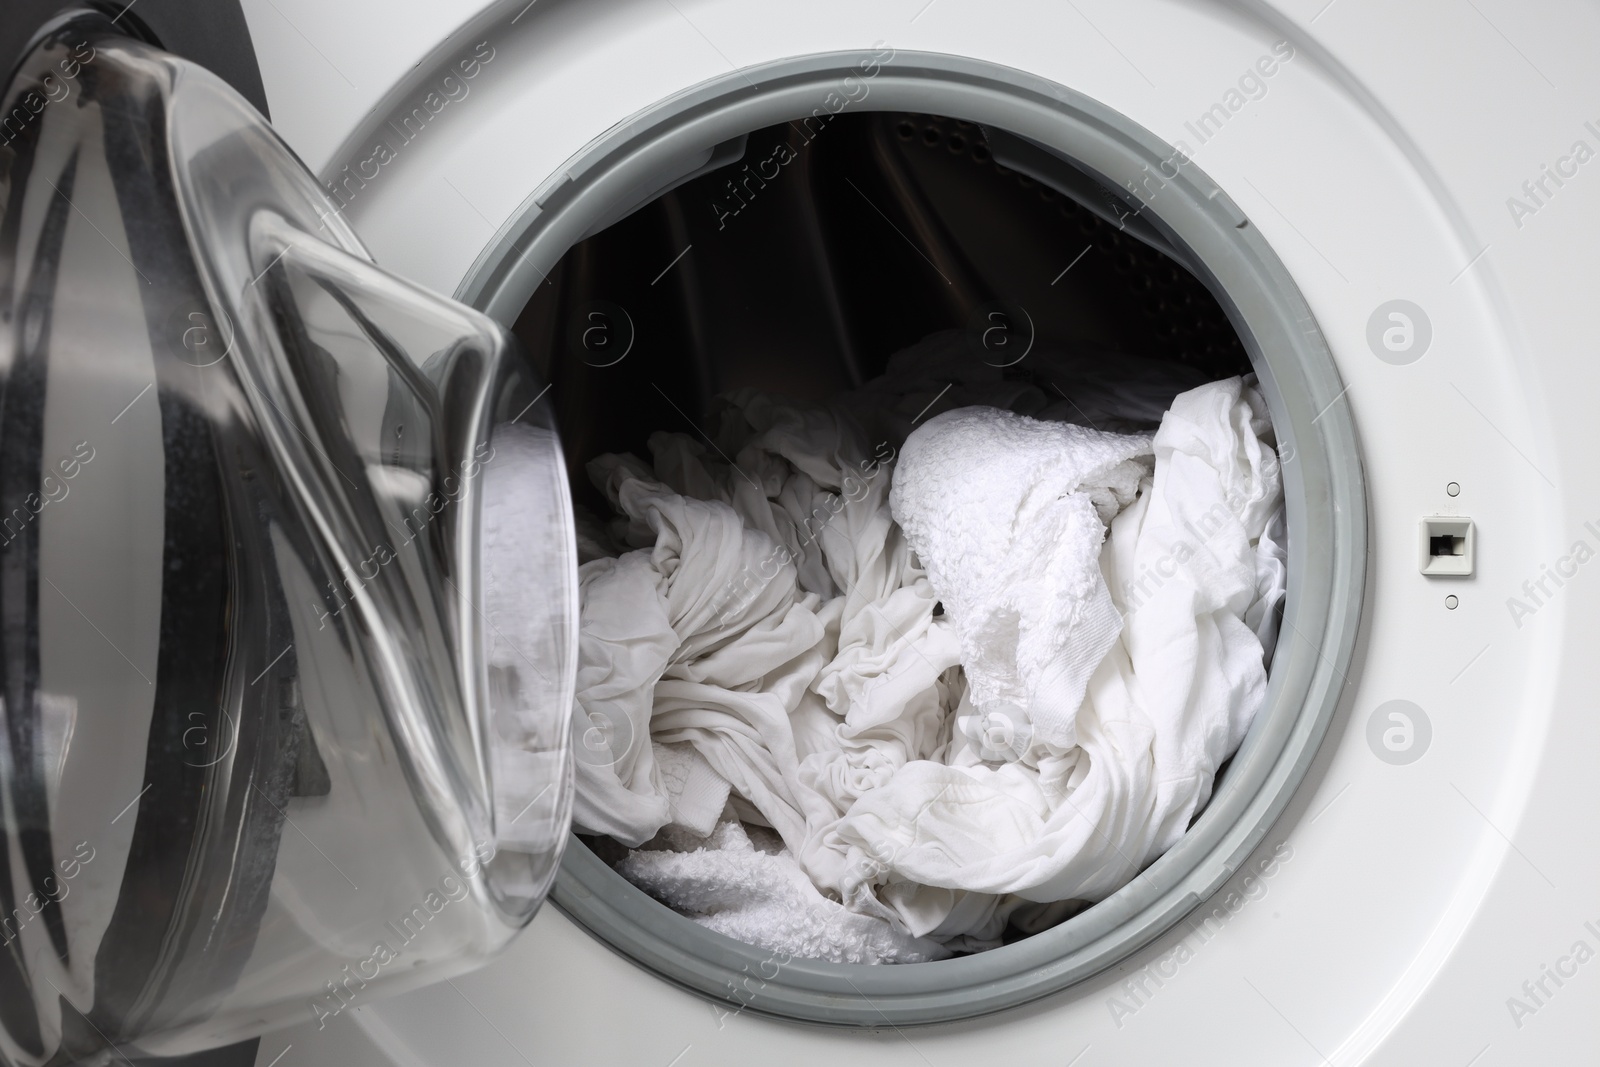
left=2, top=1, right=1596, bottom=1065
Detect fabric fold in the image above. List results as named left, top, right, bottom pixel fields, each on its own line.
left=553, top=367, right=1285, bottom=961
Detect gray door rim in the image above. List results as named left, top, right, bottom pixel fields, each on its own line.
left=455, top=49, right=1366, bottom=1027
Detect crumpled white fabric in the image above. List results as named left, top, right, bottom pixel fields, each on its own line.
left=829, top=377, right=1285, bottom=934
left=888, top=408, right=1152, bottom=752
left=566, top=464, right=832, bottom=852
left=565, top=390, right=967, bottom=940
left=560, top=368, right=1285, bottom=959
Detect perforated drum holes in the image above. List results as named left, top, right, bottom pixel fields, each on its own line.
left=1366, top=300, right=1432, bottom=365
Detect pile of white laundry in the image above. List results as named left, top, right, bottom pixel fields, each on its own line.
left=527, top=332, right=1287, bottom=964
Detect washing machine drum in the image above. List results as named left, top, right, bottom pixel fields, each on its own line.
left=468, top=54, right=1363, bottom=1026
left=0, top=13, right=576, bottom=1062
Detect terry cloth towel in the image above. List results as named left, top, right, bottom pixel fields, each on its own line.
left=829, top=377, right=1285, bottom=934
left=617, top=820, right=947, bottom=964
left=480, top=423, right=579, bottom=854
left=886, top=407, right=1152, bottom=751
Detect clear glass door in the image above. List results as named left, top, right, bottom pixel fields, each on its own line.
left=0, top=11, right=577, bottom=1061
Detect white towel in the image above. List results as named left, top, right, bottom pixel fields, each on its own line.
left=887, top=407, right=1152, bottom=751
left=567, top=468, right=831, bottom=849
left=618, top=821, right=947, bottom=965
left=559, top=373, right=1285, bottom=959
left=653, top=742, right=732, bottom=838
left=830, top=378, right=1285, bottom=933
left=480, top=423, right=579, bottom=853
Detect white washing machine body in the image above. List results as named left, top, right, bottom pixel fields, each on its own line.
left=236, top=1, right=1600, bottom=1063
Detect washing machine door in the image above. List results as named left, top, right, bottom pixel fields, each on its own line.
left=0, top=10, right=577, bottom=1063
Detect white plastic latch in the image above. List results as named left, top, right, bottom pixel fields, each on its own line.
left=1419, top=517, right=1474, bottom=576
